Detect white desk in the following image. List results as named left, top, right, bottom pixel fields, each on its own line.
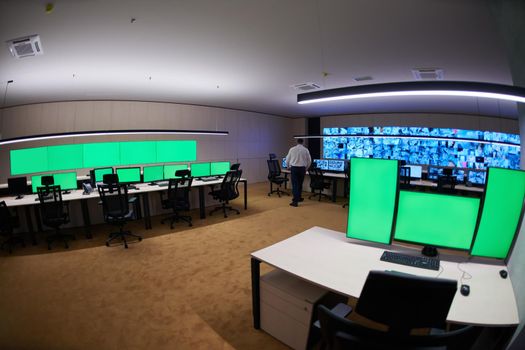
left=251, top=227, right=518, bottom=330
left=411, top=179, right=484, bottom=193
left=282, top=169, right=346, bottom=202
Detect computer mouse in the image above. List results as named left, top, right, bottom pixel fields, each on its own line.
left=460, top=284, right=470, bottom=296
left=500, top=270, right=508, bottom=279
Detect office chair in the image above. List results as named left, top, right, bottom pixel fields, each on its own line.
left=230, top=163, right=241, bottom=171
left=267, top=159, right=289, bottom=197
left=269, top=153, right=276, bottom=160
left=98, top=181, right=142, bottom=248
left=37, top=185, right=74, bottom=250
left=160, top=169, right=193, bottom=229
left=437, top=175, right=456, bottom=194
left=0, top=201, right=24, bottom=254
left=209, top=169, right=242, bottom=218
left=317, top=304, right=481, bottom=350
left=309, top=166, right=331, bottom=201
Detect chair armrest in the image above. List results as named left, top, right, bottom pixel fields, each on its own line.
left=313, top=303, right=353, bottom=328
left=128, top=196, right=137, bottom=204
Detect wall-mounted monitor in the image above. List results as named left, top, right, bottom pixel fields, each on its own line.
left=116, top=167, right=141, bottom=184
left=164, top=164, right=189, bottom=179
left=471, top=168, right=525, bottom=260
left=190, top=162, right=211, bottom=177
left=143, top=165, right=164, bottom=183
left=210, top=161, right=230, bottom=176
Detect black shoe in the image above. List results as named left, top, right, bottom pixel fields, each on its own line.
left=289, top=202, right=298, bottom=207
left=298, top=198, right=304, bottom=202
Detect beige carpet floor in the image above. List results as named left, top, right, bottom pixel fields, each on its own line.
left=0, top=183, right=350, bottom=350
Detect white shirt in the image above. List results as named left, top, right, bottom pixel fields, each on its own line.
left=286, top=144, right=312, bottom=168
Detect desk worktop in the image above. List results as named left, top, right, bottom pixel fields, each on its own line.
left=252, top=226, right=519, bottom=327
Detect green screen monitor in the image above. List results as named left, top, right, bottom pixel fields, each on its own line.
left=164, top=164, right=189, bottom=179
left=47, top=144, right=83, bottom=171
left=94, top=167, right=114, bottom=183
left=190, top=162, right=211, bottom=178
left=116, top=167, right=141, bottom=184
left=53, top=172, right=78, bottom=193
left=31, top=175, right=44, bottom=194
left=471, top=168, right=525, bottom=260
left=11, top=147, right=48, bottom=175
left=143, top=165, right=164, bottom=184
left=394, top=191, right=480, bottom=252
left=210, top=161, right=230, bottom=176
left=347, top=158, right=399, bottom=244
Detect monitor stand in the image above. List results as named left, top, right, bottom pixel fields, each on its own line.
left=422, top=246, right=438, bottom=257
left=15, top=194, right=24, bottom=200
left=148, top=182, right=157, bottom=186
left=63, top=190, right=71, bottom=195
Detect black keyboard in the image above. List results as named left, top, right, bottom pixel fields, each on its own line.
left=200, top=176, right=218, bottom=182
left=380, top=251, right=440, bottom=271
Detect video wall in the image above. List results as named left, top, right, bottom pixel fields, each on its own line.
left=323, top=126, right=521, bottom=170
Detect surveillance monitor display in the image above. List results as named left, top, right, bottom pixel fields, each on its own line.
left=427, top=166, right=443, bottom=181
left=8, top=177, right=27, bottom=198
left=210, top=161, right=231, bottom=176
left=164, top=164, right=189, bottom=179
left=313, top=159, right=329, bottom=171
left=94, top=167, right=114, bottom=183
left=190, top=162, right=211, bottom=177
left=53, top=172, right=78, bottom=192
left=406, top=165, right=422, bottom=179
left=454, top=169, right=466, bottom=183
left=394, top=191, right=480, bottom=250
left=328, top=160, right=345, bottom=172
left=468, top=170, right=486, bottom=185
left=143, top=165, right=164, bottom=183
left=116, top=167, right=141, bottom=184
left=471, top=168, right=525, bottom=259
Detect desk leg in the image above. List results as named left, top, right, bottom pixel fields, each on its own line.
left=34, top=206, right=43, bottom=233
left=199, top=186, right=206, bottom=219
left=80, top=199, right=92, bottom=239
left=142, top=193, right=152, bottom=230
left=25, top=206, right=37, bottom=245
left=243, top=180, right=248, bottom=210
left=251, top=257, right=261, bottom=329
left=331, top=178, right=337, bottom=202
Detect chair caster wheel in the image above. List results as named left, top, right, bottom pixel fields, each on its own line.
left=138, top=237, right=142, bottom=241
left=106, top=242, right=110, bottom=247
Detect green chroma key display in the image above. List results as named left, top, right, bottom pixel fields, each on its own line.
left=395, top=191, right=480, bottom=250
left=164, top=164, right=189, bottom=179
left=191, top=162, right=211, bottom=177
left=210, top=161, right=230, bottom=176
left=10, top=140, right=197, bottom=175
left=31, top=172, right=78, bottom=193
left=471, top=168, right=525, bottom=259
left=143, top=165, right=164, bottom=183
left=347, top=158, right=398, bottom=244
left=116, top=167, right=141, bottom=183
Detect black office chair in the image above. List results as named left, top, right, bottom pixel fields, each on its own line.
left=98, top=180, right=142, bottom=248
left=0, top=201, right=24, bottom=254
left=317, top=305, right=481, bottom=350
left=309, top=166, right=331, bottom=201
left=230, top=163, right=241, bottom=171
left=160, top=169, right=193, bottom=229
left=209, top=169, right=242, bottom=218
left=37, top=184, right=74, bottom=250
left=437, top=175, right=456, bottom=194
left=269, top=153, right=277, bottom=160
left=267, top=159, right=289, bottom=197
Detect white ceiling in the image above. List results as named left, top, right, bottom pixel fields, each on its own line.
left=0, top=0, right=519, bottom=118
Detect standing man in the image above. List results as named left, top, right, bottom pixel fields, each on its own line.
left=285, top=138, right=312, bottom=207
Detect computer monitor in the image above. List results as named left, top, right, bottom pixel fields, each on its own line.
left=453, top=169, right=465, bottom=183
left=8, top=176, right=27, bottom=199
left=282, top=157, right=287, bottom=169
left=31, top=175, right=44, bottom=194
left=394, top=191, right=480, bottom=253
left=143, top=165, right=164, bottom=184
left=93, top=167, right=114, bottom=183
left=406, top=165, right=422, bottom=179
left=470, top=168, right=525, bottom=260
left=116, top=167, right=141, bottom=184
left=53, top=172, right=78, bottom=194
left=191, top=162, right=211, bottom=177
left=328, top=160, right=345, bottom=172
left=313, top=159, right=329, bottom=171
left=164, top=164, right=189, bottom=179
left=427, top=166, right=443, bottom=181
left=468, top=170, right=486, bottom=186
left=210, top=161, right=230, bottom=176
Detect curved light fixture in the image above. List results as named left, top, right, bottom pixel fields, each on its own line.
left=297, top=81, right=525, bottom=105
left=0, top=129, right=229, bottom=146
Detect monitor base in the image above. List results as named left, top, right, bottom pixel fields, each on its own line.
left=15, top=195, right=24, bottom=200
left=422, top=246, right=438, bottom=257
left=63, top=190, right=71, bottom=195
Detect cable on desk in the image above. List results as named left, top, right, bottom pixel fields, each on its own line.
left=457, top=257, right=473, bottom=284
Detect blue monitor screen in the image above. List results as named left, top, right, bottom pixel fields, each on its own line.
left=313, top=159, right=329, bottom=170
left=428, top=167, right=443, bottom=181
left=469, top=170, right=486, bottom=185
left=282, top=157, right=287, bottom=169
left=323, top=126, right=520, bottom=170
left=328, top=160, right=345, bottom=172
left=454, top=169, right=466, bottom=183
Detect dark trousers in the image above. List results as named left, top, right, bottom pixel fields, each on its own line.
left=291, top=166, right=306, bottom=203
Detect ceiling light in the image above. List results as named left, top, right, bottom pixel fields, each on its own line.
left=297, top=81, right=525, bottom=105
left=0, top=129, right=229, bottom=146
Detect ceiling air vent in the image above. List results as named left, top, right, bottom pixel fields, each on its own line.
left=353, top=76, right=373, bottom=82
left=412, top=68, right=444, bottom=80
left=7, top=35, right=43, bottom=58
left=291, top=82, right=321, bottom=92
